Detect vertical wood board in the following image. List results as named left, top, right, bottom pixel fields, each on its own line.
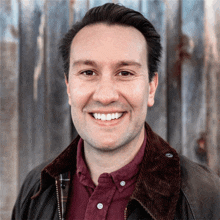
left=0, top=0, right=19, bottom=219
left=32, top=0, right=47, bottom=170
left=117, top=0, right=140, bottom=10
left=205, top=0, right=220, bottom=173
left=70, top=0, right=88, bottom=25
left=181, top=0, right=206, bottom=164
left=45, top=0, right=71, bottom=159
left=19, top=0, right=46, bottom=187
left=142, top=0, right=167, bottom=140
left=89, top=0, right=113, bottom=8
left=166, top=0, right=182, bottom=152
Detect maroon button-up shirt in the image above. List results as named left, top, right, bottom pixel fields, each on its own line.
left=66, top=131, right=147, bottom=220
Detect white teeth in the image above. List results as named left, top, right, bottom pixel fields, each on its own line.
left=106, top=114, right=111, bottom=121
left=111, top=113, right=115, bottom=119
left=101, top=114, right=106, bottom=120
left=92, top=112, right=123, bottom=121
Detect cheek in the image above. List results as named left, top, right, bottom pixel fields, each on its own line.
left=69, top=79, right=92, bottom=109
left=125, top=81, right=149, bottom=110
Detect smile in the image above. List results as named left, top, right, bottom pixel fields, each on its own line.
left=92, top=113, right=123, bottom=121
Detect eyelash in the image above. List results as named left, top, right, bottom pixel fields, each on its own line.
left=118, top=71, right=134, bottom=76
left=80, top=70, right=134, bottom=76
left=81, top=70, right=96, bottom=76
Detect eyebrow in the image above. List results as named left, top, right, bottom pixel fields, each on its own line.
left=72, top=60, right=142, bottom=68
left=72, top=60, right=98, bottom=68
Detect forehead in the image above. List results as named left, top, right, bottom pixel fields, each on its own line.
left=70, top=23, right=147, bottom=66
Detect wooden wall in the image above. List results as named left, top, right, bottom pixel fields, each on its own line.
left=1, top=0, right=220, bottom=219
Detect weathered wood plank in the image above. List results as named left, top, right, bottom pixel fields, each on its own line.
left=19, top=0, right=46, bottom=187
left=89, top=0, right=113, bottom=8
left=205, top=0, right=220, bottom=173
left=70, top=0, right=88, bottom=25
left=181, top=0, right=206, bottom=164
left=116, top=0, right=140, bottom=10
left=45, top=0, right=71, bottom=159
left=32, top=0, right=47, bottom=171
left=0, top=0, right=19, bottom=219
left=216, top=1, right=220, bottom=175
left=142, top=0, right=167, bottom=140
left=166, top=0, right=182, bottom=153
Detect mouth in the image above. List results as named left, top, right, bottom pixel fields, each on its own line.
left=90, top=112, right=125, bottom=121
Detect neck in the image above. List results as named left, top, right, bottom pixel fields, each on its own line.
left=84, top=128, right=145, bottom=185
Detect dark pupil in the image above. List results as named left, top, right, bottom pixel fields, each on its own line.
left=86, top=70, right=93, bottom=75
left=121, top=71, right=129, bottom=76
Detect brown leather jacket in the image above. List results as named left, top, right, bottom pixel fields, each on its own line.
left=12, top=123, right=220, bottom=220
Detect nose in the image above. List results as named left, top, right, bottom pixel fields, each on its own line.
left=92, top=77, right=119, bottom=105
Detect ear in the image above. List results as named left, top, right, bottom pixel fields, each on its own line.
left=65, top=76, right=71, bottom=105
left=147, top=73, right=158, bottom=107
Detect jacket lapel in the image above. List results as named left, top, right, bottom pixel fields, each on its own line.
left=129, top=123, right=181, bottom=220
left=34, top=123, right=180, bottom=220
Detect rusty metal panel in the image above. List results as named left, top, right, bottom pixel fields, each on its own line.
left=0, top=0, right=19, bottom=219
left=142, top=0, right=167, bottom=140
left=181, top=0, right=206, bottom=164
left=166, top=0, right=182, bottom=153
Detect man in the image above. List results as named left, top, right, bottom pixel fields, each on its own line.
left=12, top=3, right=220, bottom=220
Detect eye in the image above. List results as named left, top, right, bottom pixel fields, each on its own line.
left=81, top=70, right=96, bottom=76
left=118, top=71, right=133, bottom=76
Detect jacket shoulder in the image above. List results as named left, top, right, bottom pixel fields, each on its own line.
left=21, top=160, right=52, bottom=196
left=12, top=160, right=53, bottom=219
left=180, top=155, right=220, bottom=219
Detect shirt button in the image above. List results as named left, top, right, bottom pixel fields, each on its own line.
left=120, top=181, right=126, bottom=186
left=165, top=153, right=173, bottom=158
left=97, top=203, right=103, bottom=210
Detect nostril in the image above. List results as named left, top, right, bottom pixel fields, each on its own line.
left=93, top=87, right=119, bottom=104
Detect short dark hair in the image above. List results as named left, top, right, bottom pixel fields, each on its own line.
left=59, top=3, right=162, bottom=82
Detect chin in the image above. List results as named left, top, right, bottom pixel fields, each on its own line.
left=92, top=137, right=131, bottom=153
left=94, top=142, right=119, bottom=152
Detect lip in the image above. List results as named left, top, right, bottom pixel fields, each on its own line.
left=89, top=112, right=127, bottom=126
left=89, top=110, right=126, bottom=114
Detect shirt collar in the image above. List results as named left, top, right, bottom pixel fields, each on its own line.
left=38, top=123, right=180, bottom=220
left=76, top=129, right=147, bottom=192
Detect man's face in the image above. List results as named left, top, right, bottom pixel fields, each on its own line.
left=66, top=23, right=157, bottom=152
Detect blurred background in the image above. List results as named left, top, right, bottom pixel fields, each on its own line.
left=1, top=0, right=220, bottom=219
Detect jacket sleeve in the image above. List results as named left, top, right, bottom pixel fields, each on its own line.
left=11, top=163, right=45, bottom=220
left=180, top=155, right=220, bottom=219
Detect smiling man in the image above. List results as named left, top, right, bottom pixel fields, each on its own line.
left=12, top=3, right=220, bottom=220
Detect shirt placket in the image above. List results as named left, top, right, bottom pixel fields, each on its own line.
left=83, top=175, right=117, bottom=220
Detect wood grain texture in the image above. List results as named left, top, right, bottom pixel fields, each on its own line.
left=70, top=0, right=88, bottom=25
left=45, top=0, right=71, bottom=160
left=142, top=0, right=167, bottom=140
left=205, top=0, right=220, bottom=174
left=181, top=0, right=206, bottom=164
left=19, top=0, right=46, bottom=187
left=0, top=0, right=19, bottom=219
left=117, top=0, right=140, bottom=10
left=166, top=0, right=182, bottom=153
left=89, top=0, right=113, bottom=8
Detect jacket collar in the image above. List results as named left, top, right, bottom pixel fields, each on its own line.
left=129, top=123, right=181, bottom=220
left=37, top=123, right=180, bottom=220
